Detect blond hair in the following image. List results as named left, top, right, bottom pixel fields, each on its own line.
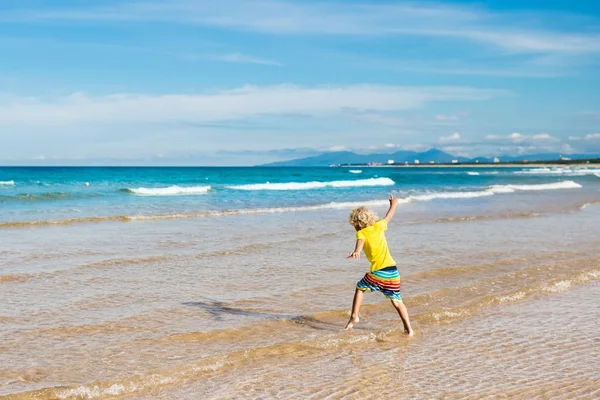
left=349, top=207, right=378, bottom=230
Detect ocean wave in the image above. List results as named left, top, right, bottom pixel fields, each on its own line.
left=0, top=181, right=585, bottom=229
left=348, top=170, right=362, bottom=174
left=410, top=191, right=493, bottom=201
left=515, top=167, right=600, bottom=177
left=227, top=177, right=394, bottom=191
left=0, top=180, right=15, bottom=185
left=466, top=172, right=480, bottom=176
left=126, top=185, right=212, bottom=196
left=488, top=180, right=582, bottom=193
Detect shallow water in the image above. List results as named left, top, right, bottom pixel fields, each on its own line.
left=1, top=166, right=599, bottom=399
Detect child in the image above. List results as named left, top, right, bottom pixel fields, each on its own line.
left=345, top=194, right=414, bottom=335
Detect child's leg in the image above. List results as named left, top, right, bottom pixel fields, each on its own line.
left=345, top=289, right=364, bottom=330
left=391, top=300, right=414, bottom=336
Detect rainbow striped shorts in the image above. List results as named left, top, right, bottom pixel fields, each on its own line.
left=356, top=266, right=402, bottom=301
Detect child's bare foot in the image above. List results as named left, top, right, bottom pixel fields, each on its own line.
left=405, top=328, right=414, bottom=336
left=345, top=317, right=359, bottom=330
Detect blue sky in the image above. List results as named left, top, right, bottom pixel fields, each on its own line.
left=1, top=0, right=599, bottom=165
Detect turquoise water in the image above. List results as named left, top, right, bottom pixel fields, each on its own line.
left=1, top=166, right=599, bottom=224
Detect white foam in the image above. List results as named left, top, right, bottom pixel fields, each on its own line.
left=466, top=172, right=480, bottom=176
left=410, top=191, right=494, bottom=201
left=227, top=177, right=394, bottom=191
left=0, top=180, right=15, bottom=185
left=489, top=180, right=582, bottom=193
left=595, top=173, right=600, bottom=179
left=128, top=185, right=211, bottom=196
left=515, top=168, right=600, bottom=177
left=349, top=170, right=363, bottom=174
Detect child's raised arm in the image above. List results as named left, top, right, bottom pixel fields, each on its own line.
left=383, top=193, right=399, bottom=223
left=347, top=239, right=365, bottom=260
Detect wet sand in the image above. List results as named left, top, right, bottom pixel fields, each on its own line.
left=1, top=189, right=599, bottom=399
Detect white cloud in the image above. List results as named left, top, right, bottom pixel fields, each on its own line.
left=439, top=132, right=461, bottom=142
left=328, top=145, right=347, bottom=151
left=353, top=113, right=405, bottom=127
left=486, top=132, right=560, bottom=144
left=211, top=52, right=282, bottom=66
left=561, top=143, right=574, bottom=154
left=9, top=1, right=600, bottom=55
left=532, top=133, right=555, bottom=141
left=0, top=85, right=506, bottom=127
left=585, top=133, right=600, bottom=140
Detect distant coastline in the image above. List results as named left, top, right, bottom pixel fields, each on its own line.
left=338, top=158, right=600, bottom=168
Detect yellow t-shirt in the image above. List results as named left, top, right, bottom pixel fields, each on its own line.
left=356, top=219, right=396, bottom=272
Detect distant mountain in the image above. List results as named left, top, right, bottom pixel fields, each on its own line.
left=415, top=148, right=471, bottom=163
left=261, top=148, right=600, bottom=167
left=261, top=148, right=465, bottom=167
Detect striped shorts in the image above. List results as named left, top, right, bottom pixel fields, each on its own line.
left=356, top=266, right=402, bottom=301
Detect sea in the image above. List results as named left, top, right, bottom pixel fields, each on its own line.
left=1, top=166, right=599, bottom=399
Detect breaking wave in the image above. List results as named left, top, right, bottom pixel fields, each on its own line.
left=488, top=180, right=581, bottom=193
left=126, top=185, right=212, bottom=196
left=0, top=180, right=584, bottom=229
left=0, top=180, right=15, bottom=185
left=515, top=167, right=600, bottom=176
left=227, top=177, right=394, bottom=191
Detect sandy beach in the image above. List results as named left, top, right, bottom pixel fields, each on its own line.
left=1, top=166, right=599, bottom=399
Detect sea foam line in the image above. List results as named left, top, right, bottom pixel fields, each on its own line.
left=126, top=185, right=211, bottom=196
left=0, top=180, right=15, bottom=185
left=227, top=177, right=394, bottom=191
left=488, top=180, right=581, bottom=193
left=515, top=167, right=600, bottom=176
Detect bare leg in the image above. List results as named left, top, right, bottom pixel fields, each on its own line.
left=391, top=300, right=414, bottom=336
left=345, top=289, right=364, bottom=330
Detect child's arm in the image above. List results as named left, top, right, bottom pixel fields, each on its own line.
left=347, top=239, right=365, bottom=260
left=383, top=193, right=400, bottom=223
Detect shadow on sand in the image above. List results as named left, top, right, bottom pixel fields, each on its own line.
left=182, top=299, right=342, bottom=331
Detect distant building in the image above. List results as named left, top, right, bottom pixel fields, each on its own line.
left=387, top=159, right=394, bottom=165
left=414, top=160, right=420, bottom=165
left=560, top=156, right=571, bottom=161
left=475, top=160, right=479, bottom=163
left=404, top=161, right=409, bottom=165
left=368, top=162, right=382, bottom=166
left=429, top=161, right=435, bottom=164
left=493, top=157, right=500, bottom=163
left=451, top=160, right=458, bottom=164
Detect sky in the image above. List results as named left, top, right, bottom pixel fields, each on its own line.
left=1, top=0, right=599, bottom=165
